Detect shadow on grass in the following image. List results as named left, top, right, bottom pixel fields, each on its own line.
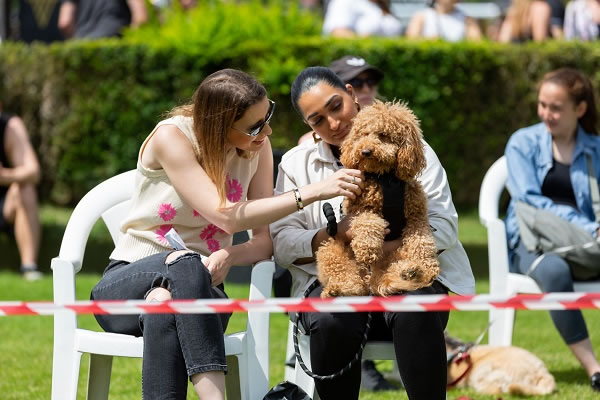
left=552, top=368, right=590, bottom=386
left=463, top=243, right=489, bottom=280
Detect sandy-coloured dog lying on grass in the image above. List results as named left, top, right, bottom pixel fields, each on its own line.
left=446, top=334, right=556, bottom=396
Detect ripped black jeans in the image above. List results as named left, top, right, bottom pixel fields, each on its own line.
left=91, top=251, right=230, bottom=400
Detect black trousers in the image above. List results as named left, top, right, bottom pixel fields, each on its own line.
left=300, top=281, right=449, bottom=400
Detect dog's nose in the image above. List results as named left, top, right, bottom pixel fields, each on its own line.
left=361, top=149, right=372, bottom=157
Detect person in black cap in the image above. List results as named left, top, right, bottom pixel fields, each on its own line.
left=298, top=55, right=384, bottom=145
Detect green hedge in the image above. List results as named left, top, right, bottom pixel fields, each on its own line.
left=1, top=37, right=600, bottom=208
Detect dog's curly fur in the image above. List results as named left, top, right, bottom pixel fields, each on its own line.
left=446, top=334, right=556, bottom=395
left=315, top=101, right=440, bottom=298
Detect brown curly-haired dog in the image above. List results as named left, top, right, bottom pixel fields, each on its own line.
left=315, top=101, right=440, bottom=298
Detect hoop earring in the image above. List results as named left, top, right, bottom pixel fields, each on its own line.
left=312, top=131, right=322, bottom=143
left=354, top=98, right=361, bottom=112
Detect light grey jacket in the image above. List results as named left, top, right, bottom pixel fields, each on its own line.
left=270, top=139, right=476, bottom=297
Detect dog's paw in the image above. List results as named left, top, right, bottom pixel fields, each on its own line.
left=371, top=260, right=438, bottom=295
left=320, top=287, right=336, bottom=298
left=322, top=281, right=369, bottom=298
left=354, top=249, right=382, bottom=266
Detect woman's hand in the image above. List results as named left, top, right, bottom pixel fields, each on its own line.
left=301, top=168, right=363, bottom=202
left=336, top=215, right=355, bottom=243
left=203, top=249, right=234, bottom=286
left=382, top=237, right=403, bottom=257
left=334, top=214, right=391, bottom=244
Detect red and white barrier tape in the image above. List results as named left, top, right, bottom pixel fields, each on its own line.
left=2, top=293, right=600, bottom=316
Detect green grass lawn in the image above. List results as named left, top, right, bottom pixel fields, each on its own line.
left=0, top=207, right=598, bottom=399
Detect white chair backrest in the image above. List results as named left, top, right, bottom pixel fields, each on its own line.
left=478, top=156, right=508, bottom=225
left=102, top=200, right=133, bottom=246
left=58, top=170, right=136, bottom=272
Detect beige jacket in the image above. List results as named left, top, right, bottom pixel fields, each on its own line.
left=270, top=139, right=475, bottom=297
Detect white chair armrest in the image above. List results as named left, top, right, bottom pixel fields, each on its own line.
left=51, top=257, right=77, bottom=304
left=478, top=156, right=507, bottom=226
left=486, top=218, right=511, bottom=295
left=248, top=259, right=276, bottom=301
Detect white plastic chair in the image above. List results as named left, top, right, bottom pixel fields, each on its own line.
left=478, top=156, right=600, bottom=346
left=51, top=169, right=275, bottom=400
left=284, top=320, right=398, bottom=399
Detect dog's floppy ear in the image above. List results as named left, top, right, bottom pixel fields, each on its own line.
left=339, top=128, right=360, bottom=169
left=393, top=102, right=426, bottom=180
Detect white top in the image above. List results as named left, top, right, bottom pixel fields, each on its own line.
left=422, top=8, right=467, bottom=42
left=564, top=0, right=599, bottom=40
left=270, top=139, right=476, bottom=298
left=323, top=0, right=403, bottom=37
left=110, top=115, right=259, bottom=263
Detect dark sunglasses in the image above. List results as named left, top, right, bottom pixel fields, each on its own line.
left=347, top=77, right=380, bottom=89
left=233, top=99, right=276, bottom=137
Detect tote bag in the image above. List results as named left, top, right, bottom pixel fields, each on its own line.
left=515, top=154, right=600, bottom=280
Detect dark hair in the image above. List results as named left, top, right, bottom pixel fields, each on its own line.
left=169, top=68, right=266, bottom=204
left=290, top=66, right=346, bottom=116
left=541, top=68, right=598, bottom=135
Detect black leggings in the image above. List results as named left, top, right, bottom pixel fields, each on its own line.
left=299, top=281, right=449, bottom=400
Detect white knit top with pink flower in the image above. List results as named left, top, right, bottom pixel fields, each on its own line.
left=110, top=115, right=259, bottom=263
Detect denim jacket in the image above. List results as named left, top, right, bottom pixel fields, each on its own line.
left=505, top=122, right=600, bottom=250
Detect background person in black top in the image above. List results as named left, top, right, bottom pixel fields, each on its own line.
left=505, top=68, right=600, bottom=392
left=58, top=0, right=147, bottom=39
left=2, top=0, right=64, bottom=43
left=0, top=105, right=42, bottom=280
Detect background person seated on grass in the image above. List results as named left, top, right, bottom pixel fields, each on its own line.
left=504, top=67, right=600, bottom=392
left=0, top=105, right=42, bottom=281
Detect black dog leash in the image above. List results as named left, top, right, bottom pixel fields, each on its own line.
left=292, top=280, right=372, bottom=381
left=291, top=203, right=372, bottom=380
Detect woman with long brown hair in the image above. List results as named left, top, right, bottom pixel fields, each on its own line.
left=498, top=0, right=552, bottom=42
left=89, top=69, right=362, bottom=399
left=505, top=68, right=600, bottom=392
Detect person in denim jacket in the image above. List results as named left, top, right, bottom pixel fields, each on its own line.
left=505, top=67, right=600, bottom=392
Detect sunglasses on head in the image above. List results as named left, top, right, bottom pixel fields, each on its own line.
left=233, top=99, right=276, bottom=137
left=347, top=77, right=379, bottom=89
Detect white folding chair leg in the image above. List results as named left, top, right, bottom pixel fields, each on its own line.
left=292, top=332, right=318, bottom=400
left=87, top=354, right=113, bottom=400
left=225, top=354, right=243, bottom=400
left=51, top=350, right=82, bottom=400
left=489, top=308, right=515, bottom=346
left=284, top=321, right=295, bottom=382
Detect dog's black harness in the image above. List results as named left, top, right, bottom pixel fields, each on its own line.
left=364, top=172, right=406, bottom=240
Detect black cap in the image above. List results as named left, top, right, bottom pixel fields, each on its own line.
left=328, top=56, right=384, bottom=83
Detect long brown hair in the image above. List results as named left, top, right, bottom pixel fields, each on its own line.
left=507, top=0, right=532, bottom=39
left=541, top=68, right=598, bottom=135
left=169, top=69, right=266, bottom=204
left=370, top=0, right=391, bottom=14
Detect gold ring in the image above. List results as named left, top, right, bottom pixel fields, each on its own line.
left=352, top=176, right=356, bottom=184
